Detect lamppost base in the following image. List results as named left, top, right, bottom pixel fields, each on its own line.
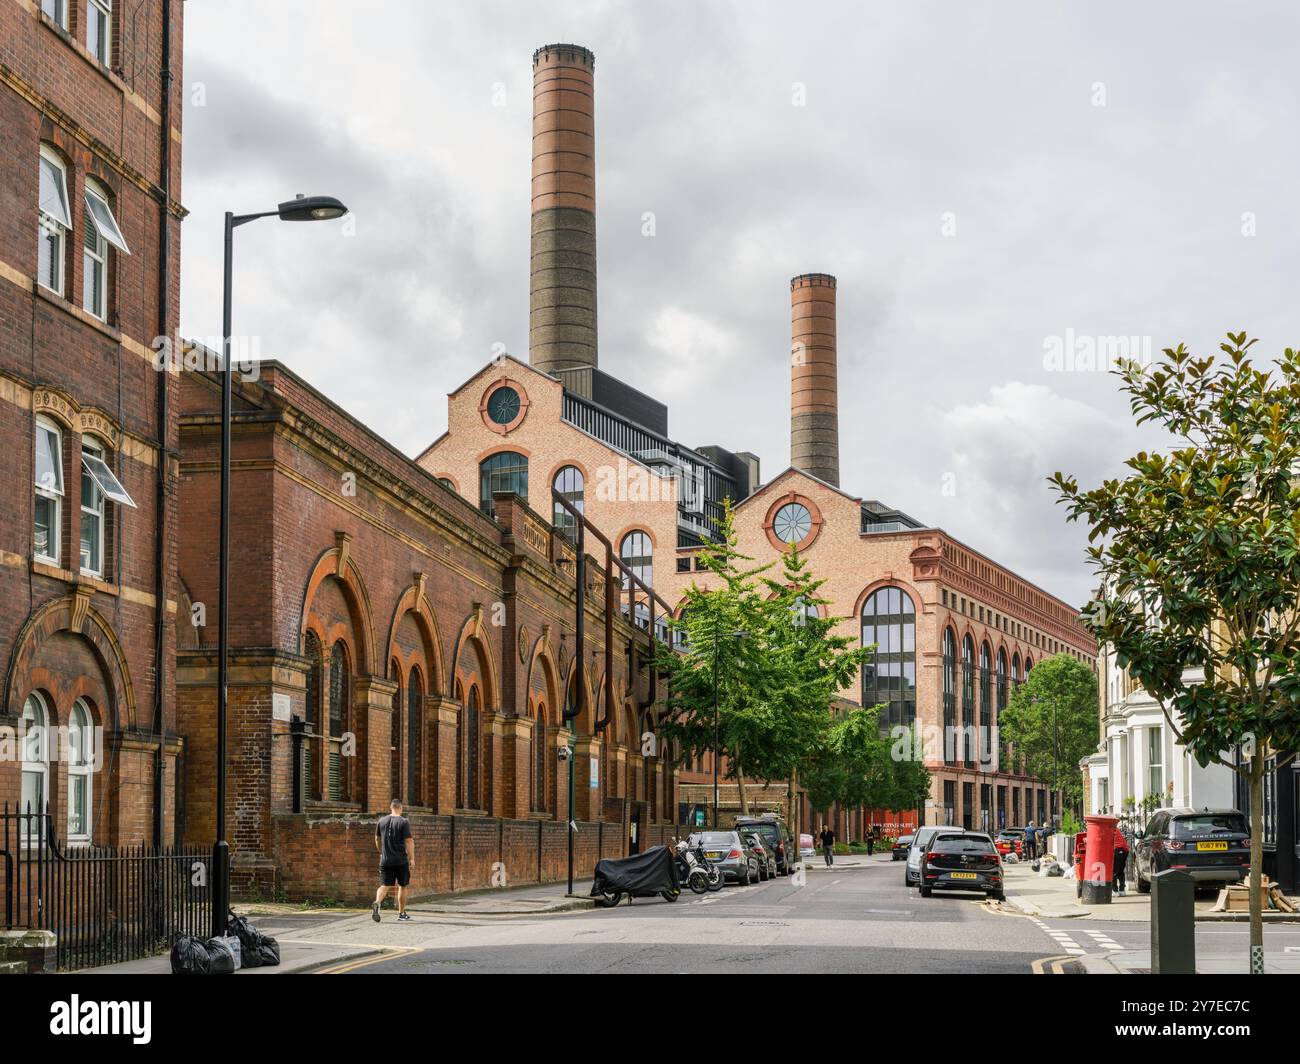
left=211, top=839, right=230, bottom=938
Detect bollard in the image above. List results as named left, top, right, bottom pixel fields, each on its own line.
left=1151, top=868, right=1196, bottom=974
left=1082, top=814, right=1118, bottom=905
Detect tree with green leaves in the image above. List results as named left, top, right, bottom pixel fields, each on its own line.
left=1052, top=333, right=1300, bottom=971
left=656, top=502, right=777, bottom=816
left=998, top=653, right=1099, bottom=815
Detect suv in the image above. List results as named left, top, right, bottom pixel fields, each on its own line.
left=1132, top=808, right=1250, bottom=892
left=904, top=825, right=961, bottom=887
left=734, top=814, right=796, bottom=875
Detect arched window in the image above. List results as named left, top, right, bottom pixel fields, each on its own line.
left=942, top=628, right=956, bottom=765
left=979, top=641, right=993, bottom=765
left=38, top=144, right=70, bottom=296
left=533, top=702, right=547, bottom=812
left=479, top=451, right=528, bottom=518
left=619, top=531, right=653, bottom=590
left=996, top=648, right=1008, bottom=718
left=82, top=177, right=129, bottom=320
left=465, top=685, right=481, bottom=809
left=303, top=631, right=322, bottom=800
left=407, top=666, right=423, bottom=806
left=1012, top=651, right=1022, bottom=688
left=34, top=416, right=63, bottom=564
left=454, top=679, right=464, bottom=806
left=68, top=698, right=93, bottom=840
left=78, top=435, right=134, bottom=579
left=389, top=661, right=402, bottom=805
left=860, top=587, right=916, bottom=732
left=21, top=693, right=50, bottom=835
left=552, top=465, right=584, bottom=541
left=961, top=635, right=975, bottom=766
left=1026, top=656, right=1034, bottom=674
left=328, top=641, right=350, bottom=801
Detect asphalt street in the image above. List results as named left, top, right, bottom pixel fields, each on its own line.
left=282, top=854, right=1067, bottom=974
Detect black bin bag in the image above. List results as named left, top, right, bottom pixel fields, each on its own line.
left=169, top=934, right=211, bottom=975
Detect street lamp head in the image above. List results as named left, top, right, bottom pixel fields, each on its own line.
left=277, top=194, right=348, bottom=222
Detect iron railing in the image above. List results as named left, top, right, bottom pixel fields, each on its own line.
left=2, top=803, right=212, bottom=970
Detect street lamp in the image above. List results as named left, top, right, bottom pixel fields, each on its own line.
left=212, top=194, right=347, bottom=938
left=712, top=627, right=748, bottom=828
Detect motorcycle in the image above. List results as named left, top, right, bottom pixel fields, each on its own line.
left=590, top=845, right=681, bottom=907
left=674, top=837, right=723, bottom=894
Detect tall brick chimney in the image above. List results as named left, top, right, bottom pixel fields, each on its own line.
left=789, top=273, right=840, bottom=487
left=529, top=44, right=597, bottom=377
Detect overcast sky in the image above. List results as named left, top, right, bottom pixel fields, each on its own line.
left=178, top=1, right=1300, bottom=609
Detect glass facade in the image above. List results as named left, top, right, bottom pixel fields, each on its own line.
left=943, top=628, right=957, bottom=765
left=552, top=465, right=584, bottom=541
left=860, top=587, right=916, bottom=732
left=961, top=635, right=975, bottom=767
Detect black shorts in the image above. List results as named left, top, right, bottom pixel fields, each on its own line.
left=380, top=863, right=410, bottom=887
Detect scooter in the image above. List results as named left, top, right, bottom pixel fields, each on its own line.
left=674, top=837, right=723, bottom=893
left=590, top=845, right=681, bottom=907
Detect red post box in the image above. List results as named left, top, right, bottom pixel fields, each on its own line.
left=1082, top=815, right=1118, bottom=904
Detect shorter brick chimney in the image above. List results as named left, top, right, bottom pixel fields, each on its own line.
left=789, top=273, right=839, bottom=487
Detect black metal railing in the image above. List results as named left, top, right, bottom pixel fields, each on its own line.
left=2, top=803, right=212, bottom=971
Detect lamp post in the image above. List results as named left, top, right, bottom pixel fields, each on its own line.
left=212, top=195, right=347, bottom=939
left=711, top=627, right=748, bottom=828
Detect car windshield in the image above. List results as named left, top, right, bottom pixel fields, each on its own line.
left=738, top=822, right=779, bottom=842
left=700, top=833, right=736, bottom=846
left=1172, top=814, right=1247, bottom=837
left=931, top=835, right=994, bottom=853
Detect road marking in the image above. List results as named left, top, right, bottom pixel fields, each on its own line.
left=315, top=947, right=420, bottom=974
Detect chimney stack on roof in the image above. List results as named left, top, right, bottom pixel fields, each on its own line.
left=789, top=272, right=840, bottom=487
left=529, top=44, right=598, bottom=378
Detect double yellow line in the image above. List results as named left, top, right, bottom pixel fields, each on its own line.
left=315, top=947, right=421, bottom=974
left=1030, top=954, right=1078, bottom=975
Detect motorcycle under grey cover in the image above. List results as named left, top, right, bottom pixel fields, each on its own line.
left=590, top=845, right=680, bottom=895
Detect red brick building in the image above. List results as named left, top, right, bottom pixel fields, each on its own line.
left=175, top=361, right=683, bottom=901
left=0, top=0, right=183, bottom=846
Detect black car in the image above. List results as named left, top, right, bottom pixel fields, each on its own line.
left=1132, top=808, right=1250, bottom=892
left=891, top=835, right=913, bottom=861
left=919, top=830, right=1004, bottom=901
left=734, top=814, right=796, bottom=874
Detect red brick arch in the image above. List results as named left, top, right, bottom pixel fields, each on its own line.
left=524, top=631, right=560, bottom=722
left=382, top=585, right=446, bottom=691
left=298, top=543, right=377, bottom=676
left=4, top=594, right=136, bottom=731
left=449, top=610, right=500, bottom=710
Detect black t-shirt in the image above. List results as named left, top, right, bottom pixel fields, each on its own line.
left=376, top=814, right=411, bottom=866
left=820, top=831, right=835, bottom=848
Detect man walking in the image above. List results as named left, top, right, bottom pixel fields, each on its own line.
left=373, top=798, right=414, bottom=923
left=1023, top=820, right=1037, bottom=861
left=819, top=824, right=835, bottom=867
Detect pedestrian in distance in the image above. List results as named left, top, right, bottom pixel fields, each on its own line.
left=373, top=798, right=415, bottom=923
left=1024, top=820, right=1037, bottom=861
left=819, top=825, right=835, bottom=867
left=866, top=832, right=875, bottom=857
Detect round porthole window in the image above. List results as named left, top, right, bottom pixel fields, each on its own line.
left=486, top=386, right=521, bottom=426
left=772, top=501, right=813, bottom=544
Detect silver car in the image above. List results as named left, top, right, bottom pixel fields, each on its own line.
left=691, top=830, right=760, bottom=886
left=904, top=825, right=961, bottom=887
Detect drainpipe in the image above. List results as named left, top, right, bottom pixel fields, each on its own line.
left=151, top=0, right=175, bottom=846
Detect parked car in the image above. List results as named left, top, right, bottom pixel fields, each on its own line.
left=691, top=830, right=760, bottom=885
left=995, top=828, right=1026, bottom=858
left=919, top=830, right=1004, bottom=901
left=734, top=813, right=796, bottom=875
left=799, top=833, right=815, bottom=859
left=1131, top=808, right=1250, bottom=893
left=904, top=825, right=961, bottom=887
left=891, top=834, right=913, bottom=861
left=742, top=831, right=778, bottom=881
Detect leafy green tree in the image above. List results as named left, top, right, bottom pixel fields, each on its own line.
left=656, top=502, right=776, bottom=815
left=998, top=653, right=1099, bottom=815
left=1052, top=333, right=1300, bottom=969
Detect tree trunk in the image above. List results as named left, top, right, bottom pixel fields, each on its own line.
left=787, top=769, right=799, bottom=859
left=1248, top=748, right=1264, bottom=972
left=735, top=745, right=750, bottom=815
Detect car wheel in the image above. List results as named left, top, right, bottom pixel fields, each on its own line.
left=919, top=885, right=932, bottom=898
left=990, top=889, right=1005, bottom=902
left=740, top=865, right=751, bottom=886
